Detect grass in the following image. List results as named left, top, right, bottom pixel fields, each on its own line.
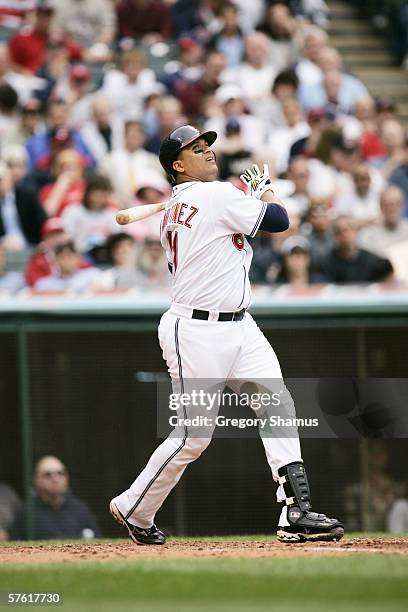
left=0, top=535, right=407, bottom=612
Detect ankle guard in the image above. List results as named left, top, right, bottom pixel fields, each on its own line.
left=278, top=462, right=311, bottom=512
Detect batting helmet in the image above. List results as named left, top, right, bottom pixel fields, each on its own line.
left=159, top=125, right=217, bottom=184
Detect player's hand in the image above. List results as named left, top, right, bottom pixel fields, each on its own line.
left=240, top=164, right=274, bottom=199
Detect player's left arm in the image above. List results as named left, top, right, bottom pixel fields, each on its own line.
left=240, top=164, right=289, bottom=234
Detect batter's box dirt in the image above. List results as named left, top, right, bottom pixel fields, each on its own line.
left=1, top=538, right=407, bottom=563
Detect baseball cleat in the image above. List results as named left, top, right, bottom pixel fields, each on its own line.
left=109, top=500, right=166, bottom=545
left=277, top=507, right=344, bottom=543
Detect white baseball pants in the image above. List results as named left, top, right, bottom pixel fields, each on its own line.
left=113, top=306, right=302, bottom=528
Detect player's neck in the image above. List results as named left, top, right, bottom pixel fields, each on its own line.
left=176, top=176, right=205, bottom=185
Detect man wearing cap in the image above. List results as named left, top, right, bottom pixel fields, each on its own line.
left=25, top=217, right=90, bottom=286
left=109, top=124, right=344, bottom=545
left=204, top=83, right=265, bottom=151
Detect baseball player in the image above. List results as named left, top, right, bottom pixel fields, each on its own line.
left=110, top=125, right=344, bottom=544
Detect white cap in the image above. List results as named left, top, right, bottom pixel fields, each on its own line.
left=215, top=84, right=244, bottom=104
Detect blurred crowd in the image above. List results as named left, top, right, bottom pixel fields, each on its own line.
left=1, top=0, right=408, bottom=296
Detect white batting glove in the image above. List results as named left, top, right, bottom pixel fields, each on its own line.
left=240, top=164, right=274, bottom=199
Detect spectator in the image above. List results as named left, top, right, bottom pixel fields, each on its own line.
left=133, top=235, right=171, bottom=288
left=34, top=240, right=100, bottom=291
left=334, top=161, right=382, bottom=227
left=0, top=161, right=46, bottom=250
left=379, top=119, right=406, bottom=180
left=0, top=482, right=21, bottom=540
left=126, top=171, right=170, bottom=241
left=101, top=48, right=161, bottom=121
left=215, top=118, right=253, bottom=181
left=359, top=186, right=408, bottom=258
left=0, top=43, right=44, bottom=107
left=25, top=98, right=95, bottom=172
left=204, top=84, right=265, bottom=152
left=252, top=69, right=299, bottom=127
left=301, top=199, right=334, bottom=271
left=61, top=174, right=118, bottom=254
left=170, top=0, right=205, bottom=39
left=0, top=83, right=19, bottom=141
left=0, top=241, right=26, bottom=291
left=100, top=120, right=161, bottom=205
left=387, top=491, right=408, bottom=532
left=257, top=2, right=302, bottom=74
left=53, top=0, right=115, bottom=53
left=116, top=0, right=172, bottom=43
left=266, top=98, right=310, bottom=174
left=52, top=63, right=93, bottom=124
left=2, top=98, right=43, bottom=149
left=8, top=0, right=83, bottom=75
left=174, top=49, right=227, bottom=120
left=298, top=46, right=368, bottom=112
left=2, top=144, right=29, bottom=186
left=323, top=215, right=393, bottom=284
left=221, top=31, right=278, bottom=101
left=96, top=232, right=137, bottom=289
left=207, top=2, right=245, bottom=68
left=161, top=35, right=204, bottom=93
left=276, top=235, right=324, bottom=286
left=144, top=95, right=185, bottom=154
left=345, top=441, right=399, bottom=532
left=80, top=97, right=123, bottom=164
left=388, top=136, right=408, bottom=214
left=286, top=156, right=312, bottom=215
left=295, top=25, right=328, bottom=87
left=38, top=148, right=85, bottom=217
left=33, top=32, right=73, bottom=106
left=25, top=216, right=65, bottom=286
left=160, top=36, right=204, bottom=119
left=249, top=231, right=281, bottom=285
left=9, top=455, right=100, bottom=540
left=355, top=95, right=387, bottom=163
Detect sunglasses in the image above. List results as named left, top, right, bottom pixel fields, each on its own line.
left=39, top=470, right=66, bottom=478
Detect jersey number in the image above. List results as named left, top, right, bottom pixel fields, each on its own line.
left=167, top=230, right=178, bottom=273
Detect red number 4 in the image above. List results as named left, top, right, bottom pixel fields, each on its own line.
left=167, top=230, right=178, bottom=272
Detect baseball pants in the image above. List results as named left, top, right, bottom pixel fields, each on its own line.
left=113, top=305, right=302, bottom=528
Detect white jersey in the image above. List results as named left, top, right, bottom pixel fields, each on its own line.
left=160, top=180, right=267, bottom=311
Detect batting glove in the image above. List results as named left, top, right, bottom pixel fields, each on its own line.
left=240, top=164, right=274, bottom=199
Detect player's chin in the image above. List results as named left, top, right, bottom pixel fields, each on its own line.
left=206, top=162, right=219, bottom=180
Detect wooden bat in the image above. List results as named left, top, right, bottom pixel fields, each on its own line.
left=116, top=202, right=167, bottom=225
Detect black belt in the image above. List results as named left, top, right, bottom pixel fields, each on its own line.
left=192, top=308, right=245, bottom=322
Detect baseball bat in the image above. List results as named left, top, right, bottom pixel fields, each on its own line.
left=116, top=201, right=167, bottom=225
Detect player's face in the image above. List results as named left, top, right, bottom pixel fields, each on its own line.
left=174, top=137, right=218, bottom=182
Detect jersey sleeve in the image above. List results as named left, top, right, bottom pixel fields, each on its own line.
left=212, top=181, right=267, bottom=237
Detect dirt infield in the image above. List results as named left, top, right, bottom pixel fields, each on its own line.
left=1, top=537, right=407, bottom=563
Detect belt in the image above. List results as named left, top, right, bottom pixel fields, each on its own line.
left=192, top=308, right=245, bottom=322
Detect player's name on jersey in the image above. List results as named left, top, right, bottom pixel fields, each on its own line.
left=168, top=415, right=320, bottom=429
left=162, top=201, right=199, bottom=230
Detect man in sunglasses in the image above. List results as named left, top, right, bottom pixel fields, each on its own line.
left=9, top=455, right=100, bottom=540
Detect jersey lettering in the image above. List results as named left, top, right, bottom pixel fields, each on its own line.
left=167, top=230, right=178, bottom=272
left=163, top=202, right=199, bottom=231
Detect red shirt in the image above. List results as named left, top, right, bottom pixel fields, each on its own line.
left=9, top=27, right=83, bottom=73
left=25, top=250, right=90, bottom=287
left=39, top=179, right=85, bottom=217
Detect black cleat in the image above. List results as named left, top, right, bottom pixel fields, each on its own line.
left=109, top=500, right=166, bottom=545
left=277, top=506, right=344, bottom=543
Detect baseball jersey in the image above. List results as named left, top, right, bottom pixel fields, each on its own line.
left=160, top=180, right=267, bottom=311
